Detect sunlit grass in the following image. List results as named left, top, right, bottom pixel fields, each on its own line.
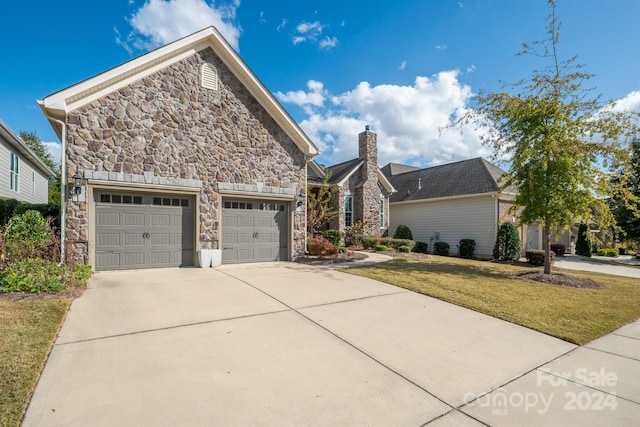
left=341, top=256, right=640, bottom=345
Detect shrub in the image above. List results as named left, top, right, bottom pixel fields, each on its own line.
left=493, top=222, right=522, bottom=261
left=550, top=243, right=565, bottom=257
left=375, top=245, right=389, bottom=252
left=398, top=245, right=411, bottom=253
left=344, top=220, right=368, bottom=247
left=459, top=239, right=476, bottom=259
left=322, top=229, right=343, bottom=248
left=597, top=248, right=607, bottom=256
left=433, top=241, right=450, bottom=256
left=5, top=210, right=53, bottom=260
left=575, top=223, right=592, bottom=257
left=380, top=237, right=415, bottom=251
left=14, top=203, right=61, bottom=229
left=526, top=250, right=545, bottom=266
left=606, top=248, right=619, bottom=257
left=393, top=224, right=413, bottom=240
left=361, top=236, right=379, bottom=250
left=0, top=198, right=21, bottom=226
left=308, top=235, right=337, bottom=256
left=412, top=241, right=428, bottom=254
left=0, top=258, right=64, bottom=294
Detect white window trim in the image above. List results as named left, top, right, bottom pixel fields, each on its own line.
left=344, top=195, right=353, bottom=227
left=379, top=198, right=385, bottom=228
left=10, top=151, right=19, bottom=193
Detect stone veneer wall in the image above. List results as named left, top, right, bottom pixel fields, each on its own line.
left=64, top=47, right=307, bottom=264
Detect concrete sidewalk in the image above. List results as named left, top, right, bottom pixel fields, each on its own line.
left=23, top=263, right=638, bottom=426
left=554, top=255, right=640, bottom=278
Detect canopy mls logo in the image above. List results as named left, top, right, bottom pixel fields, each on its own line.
left=463, top=368, right=619, bottom=415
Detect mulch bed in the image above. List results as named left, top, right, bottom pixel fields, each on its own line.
left=512, top=270, right=606, bottom=289
left=295, top=251, right=369, bottom=266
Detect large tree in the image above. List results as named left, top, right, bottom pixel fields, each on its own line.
left=611, top=139, right=640, bottom=245
left=463, top=0, right=639, bottom=273
left=19, top=131, right=61, bottom=204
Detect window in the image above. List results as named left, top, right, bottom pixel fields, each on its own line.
left=100, top=194, right=143, bottom=205
left=10, top=152, right=19, bottom=192
left=380, top=199, right=385, bottom=228
left=344, top=196, right=353, bottom=227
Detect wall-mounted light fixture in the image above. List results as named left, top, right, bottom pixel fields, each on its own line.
left=69, top=168, right=86, bottom=201
left=297, top=190, right=305, bottom=207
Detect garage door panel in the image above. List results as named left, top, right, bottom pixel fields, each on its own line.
left=124, top=213, right=145, bottom=227
left=98, top=212, right=121, bottom=227
left=98, top=233, right=121, bottom=246
left=222, top=199, right=288, bottom=264
left=95, top=192, right=194, bottom=271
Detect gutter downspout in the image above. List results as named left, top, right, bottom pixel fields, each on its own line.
left=39, top=106, right=67, bottom=265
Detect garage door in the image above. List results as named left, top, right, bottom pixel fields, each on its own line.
left=222, top=199, right=288, bottom=264
left=95, top=192, right=194, bottom=270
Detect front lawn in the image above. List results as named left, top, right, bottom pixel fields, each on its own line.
left=342, top=256, right=640, bottom=345
left=0, top=299, right=70, bottom=426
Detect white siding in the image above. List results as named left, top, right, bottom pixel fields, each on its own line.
left=389, top=195, right=498, bottom=257
left=0, top=136, right=50, bottom=203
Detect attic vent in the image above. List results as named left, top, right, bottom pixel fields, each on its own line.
left=201, top=63, right=218, bottom=91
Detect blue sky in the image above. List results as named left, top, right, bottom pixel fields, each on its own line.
left=1, top=0, right=639, bottom=168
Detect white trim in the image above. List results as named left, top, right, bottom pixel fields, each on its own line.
left=390, top=191, right=498, bottom=205
left=377, top=169, right=396, bottom=193
left=308, top=160, right=326, bottom=179
left=39, top=27, right=319, bottom=157
left=336, top=161, right=364, bottom=187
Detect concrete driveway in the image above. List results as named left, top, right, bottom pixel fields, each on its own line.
left=23, top=263, right=636, bottom=426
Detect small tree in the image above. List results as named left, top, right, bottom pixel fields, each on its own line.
left=307, top=172, right=339, bottom=235
left=393, top=224, right=413, bottom=240
left=20, top=131, right=62, bottom=204
left=575, top=223, right=592, bottom=257
left=4, top=210, right=53, bottom=259
left=493, top=222, right=522, bottom=261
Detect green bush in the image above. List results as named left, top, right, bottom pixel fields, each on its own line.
left=15, top=203, right=61, bottom=229
left=398, top=245, right=411, bottom=253
left=575, top=223, right=592, bottom=257
left=412, top=241, right=428, bottom=254
left=433, top=241, right=450, bottom=256
left=526, top=250, right=545, bottom=266
left=375, top=245, right=389, bottom=252
left=5, top=210, right=53, bottom=260
left=0, top=258, right=63, bottom=294
left=597, top=248, right=607, bottom=256
left=322, top=229, right=343, bottom=248
left=380, top=237, right=415, bottom=251
left=393, top=224, right=413, bottom=240
left=459, top=239, right=476, bottom=259
left=606, top=248, right=619, bottom=257
left=361, top=236, right=379, bottom=250
left=493, top=222, right=522, bottom=261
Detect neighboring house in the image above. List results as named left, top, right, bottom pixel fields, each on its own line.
left=383, top=157, right=526, bottom=257
left=39, top=27, right=318, bottom=270
left=308, top=127, right=395, bottom=237
left=0, top=119, right=54, bottom=204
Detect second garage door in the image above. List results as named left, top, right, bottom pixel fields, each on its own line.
left=222, top=199, right=289, bottom=264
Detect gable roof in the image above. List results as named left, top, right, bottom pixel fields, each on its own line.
left=307, top=159, right=395, bottom=193
left=38, top=26, right=319, bottom=158
left=385, top=157, right=512, bottom=203
left=0, top=119, right=55, bottom=177
left=380, top=162, right=420, bottom=176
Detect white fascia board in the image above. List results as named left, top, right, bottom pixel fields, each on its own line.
left=336, top=161, right=364, bottom=187
left=308, top=160, right=326, bottom=178
left=377, top=169, right=396, bottom=193
left=40, top=27, right=319, bottom=157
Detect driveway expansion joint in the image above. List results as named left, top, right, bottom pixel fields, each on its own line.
left=582, top=345, right=640, bottom=362
left=611, top=332, right=640, bottom=341
left=295, top=289, right=409, bottom=310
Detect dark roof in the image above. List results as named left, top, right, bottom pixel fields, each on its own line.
left=326, top=158, right=363, bottom=184
left=380, top=163, right=420, bottom=176
left=384, top=157, right=510, bottom=203
left=307, top=162, right=326, bottom=183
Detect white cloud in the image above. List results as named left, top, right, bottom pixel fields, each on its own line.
left=117, top=0, right=242, bottom=53
left=277, top=18, right=288, bottom=31
left=291, top=20, right=337, bottom=48
left=319, top=36, right=338, bottom=49
left=466, top=64, right=477, bottom=73
left=399, top=60, right=407, bottom=70
left=610, top=91, right=640, bottom=113
left=435, top=44, right=447, bottom=50
left=279, top=72, right=491, bottom=167
left=276, top=80, right=326, bottom=114
left=44, top=142, right=62, bottom=166
left=259, top=10, right=266, bottom=23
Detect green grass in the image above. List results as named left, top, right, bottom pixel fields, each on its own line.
left=341, top=256, right=640, bottom=345
left=0, top=300, right=70, bottom=427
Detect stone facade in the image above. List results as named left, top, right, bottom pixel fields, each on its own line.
left=64, top=47, right=307, bottom=263
left=328, top=129, right=390, bottom=237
